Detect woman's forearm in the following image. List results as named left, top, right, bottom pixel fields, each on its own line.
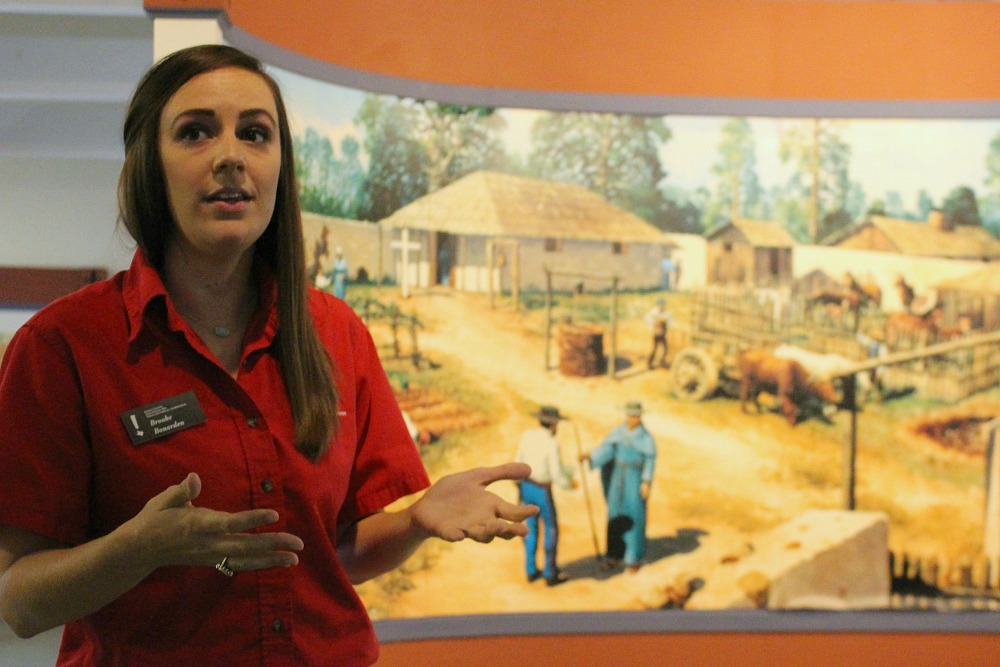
left=0, top=525, right=154, bottom=638
left=336, top=508, right=431, bottom=585
left=337, top=464, right=538, bottom=584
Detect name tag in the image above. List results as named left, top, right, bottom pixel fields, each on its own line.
left=120, top=390, right=207, bottom=446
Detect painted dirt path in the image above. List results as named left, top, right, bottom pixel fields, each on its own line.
left=357, top=290, right=983, bottom=618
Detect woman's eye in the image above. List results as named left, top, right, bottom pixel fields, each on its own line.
left=242, top=126, right=272, bottom=144
left=177, top=124, right=210, bottom=142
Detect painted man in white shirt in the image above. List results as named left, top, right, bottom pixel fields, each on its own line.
left=514, top=405, right=577, bottom=586
left=644, top=298, right=673, bottom=369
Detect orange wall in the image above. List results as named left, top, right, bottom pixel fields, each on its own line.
left=146, top=0, right=1000, bottom=101
left=376, top=632, right=1000, bottom=667
left=143, top=2, right=999, bottom=665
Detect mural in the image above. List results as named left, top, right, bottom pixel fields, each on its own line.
left=6, top=64, right=1000, bottom=623
left=271, top=65, right=1000, bottom=620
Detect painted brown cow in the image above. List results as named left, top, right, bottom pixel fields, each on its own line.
left=738, top=348, right=840, bottom=426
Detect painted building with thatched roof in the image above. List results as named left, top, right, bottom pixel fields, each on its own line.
left=705, top=218, right=796, bottom=287
left=379, top=171, right=673, bottom=293
left=935, top=263, right=1000, bottom=330
left=833, top=212, right=1000, bottom=260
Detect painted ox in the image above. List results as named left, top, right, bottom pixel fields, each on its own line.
left=738, top=348, right=841, bottom=426
left=772, top=344, right=878, bottom=403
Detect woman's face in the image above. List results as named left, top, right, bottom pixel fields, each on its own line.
left=158, top=67, right=281, bottom=262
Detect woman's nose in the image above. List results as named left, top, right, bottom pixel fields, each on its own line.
left=212, top=135, right=246, bottom=175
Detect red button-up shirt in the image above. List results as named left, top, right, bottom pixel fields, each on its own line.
left=0, top=251, right=430, bottom=666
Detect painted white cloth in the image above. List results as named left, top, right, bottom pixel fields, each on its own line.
left=515, top=427, right=574, bottom=489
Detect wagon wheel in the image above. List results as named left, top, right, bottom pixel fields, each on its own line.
left=671, top=347, right=719, bottom=401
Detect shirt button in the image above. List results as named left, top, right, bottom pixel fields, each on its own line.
left=271, top=619, right=285, bottom=633
left=246, top=416, right=259, bottom=428
left=261, top=479, right=274, bottom=493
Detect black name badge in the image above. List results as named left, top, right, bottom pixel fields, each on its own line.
left=120, top=390, right=207, bottom=446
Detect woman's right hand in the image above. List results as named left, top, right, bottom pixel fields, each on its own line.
left=126, top=472, right=303, bottom=575
left=1, top=472, right=303, bottom=638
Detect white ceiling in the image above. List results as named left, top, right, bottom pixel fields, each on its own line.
left=0, top=0, right=154, bottom=161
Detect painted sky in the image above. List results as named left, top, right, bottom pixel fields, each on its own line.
left=272, top=67, right=1000, bottom=214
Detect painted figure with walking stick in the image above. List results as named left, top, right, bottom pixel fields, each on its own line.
left=579, top=401, right=656, bottom=573
left=515, top=405, right=577, bottom=586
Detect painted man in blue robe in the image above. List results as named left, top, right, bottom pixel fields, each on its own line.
left=330, top=246, right=349, bottom=300
left=581, top=401, right=656, bottom=572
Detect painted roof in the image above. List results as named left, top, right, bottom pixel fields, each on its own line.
left=936, top=263, right=1000, bottom=294
left=705, top=218, right=796, bottom=248
left=838, top=215, right=1000, bottom=259
left=379, top=171, right=668, bottom=243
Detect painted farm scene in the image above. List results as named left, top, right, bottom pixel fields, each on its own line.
left=278, top=65, right=1000, bottom=619
left=8, top=66, right=1000, bottom=622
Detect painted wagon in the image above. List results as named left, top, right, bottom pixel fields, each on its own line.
left=670, top=287, right=787, bottom=401
left=668, top=286, right=872, bottom=401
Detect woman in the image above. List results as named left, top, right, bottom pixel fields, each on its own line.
left=0, top=45, right=535, bottom=666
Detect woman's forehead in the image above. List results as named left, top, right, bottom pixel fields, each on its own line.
left=162, top=67, right=277, bottom=121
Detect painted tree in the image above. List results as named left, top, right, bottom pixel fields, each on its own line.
left=704, top=117, right=763, bottom=229
left=983, top=131, right=1000, bottom=235
left=526, top=112, right=672, bottom=224
left=414, top=102, right=507, bottom=193
left=917, top=189, right=936, bottom=221
left=941, top=185, right=982, bottom=227
left=771, top=185, right=809, bottom=242
left=355, top=96, right=506, bottom=218
left=293, top=128, right=368, bottom=219
left=844, top=181, right=867, bottom=221
left=883, top=190, right=906, bottom=219
left=354, top=95, right=428, bottom=221
left=987, top=131, right=1000, bottom=201
left=778, top=118, right=851, bottom=242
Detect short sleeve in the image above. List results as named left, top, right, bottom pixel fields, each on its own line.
left=336, top=311, right=430, bottom=523
left=0, top=324, right=92, bottom=545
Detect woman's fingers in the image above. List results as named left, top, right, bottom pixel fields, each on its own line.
left=467, top=463, right=532, bottom=487
left=190, top=509, right=304, bottom=566
left=142, top=472, right=201, bottom=512
left=462, top=517, right=529, bottom=543
left=214, top=507, right=280, bottom=534
left=209, top=531, right=303, bottom=571
left=135, top=477, right=305, bottom=572
left=495, top=499, right=539, bottom=522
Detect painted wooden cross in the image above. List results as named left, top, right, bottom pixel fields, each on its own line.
left=390, top=228, right=422, bottom=298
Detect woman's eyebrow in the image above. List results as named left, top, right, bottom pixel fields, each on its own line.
left=168, top=107, right=276, bottom=129
left=239, top=108, right=276, bottom=123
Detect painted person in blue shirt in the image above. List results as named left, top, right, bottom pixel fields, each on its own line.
left=580, top=401, right=656, bottom=572
left=330, top=246, right=349, bottom=300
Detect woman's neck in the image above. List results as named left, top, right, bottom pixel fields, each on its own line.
left=162, top=244, right=258, bottom=340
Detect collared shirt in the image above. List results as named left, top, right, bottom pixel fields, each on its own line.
left=644, top=305, right=673, bottom=334
left=0, top=250, right=430, bottom=666
left=514, top=427, right=573, bottom=489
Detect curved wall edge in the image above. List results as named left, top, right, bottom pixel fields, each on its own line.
left=374, top=610, right=1000, bottom=643
left=226, top=23, right=1000, bottom=119
left=146, top=1, right=1000, bottom=104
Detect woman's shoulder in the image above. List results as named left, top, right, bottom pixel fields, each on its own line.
left=306, top=288, right=368, bottom=339
left=21, top=274, right=126, bottom=335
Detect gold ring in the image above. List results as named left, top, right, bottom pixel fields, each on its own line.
left=215, top=557, right=235, bottom=577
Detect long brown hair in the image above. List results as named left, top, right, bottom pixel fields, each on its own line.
left=118, top=44, right=338, bottom=461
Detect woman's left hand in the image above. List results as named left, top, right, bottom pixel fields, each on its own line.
left=410, top=463, right=539, bottom=543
